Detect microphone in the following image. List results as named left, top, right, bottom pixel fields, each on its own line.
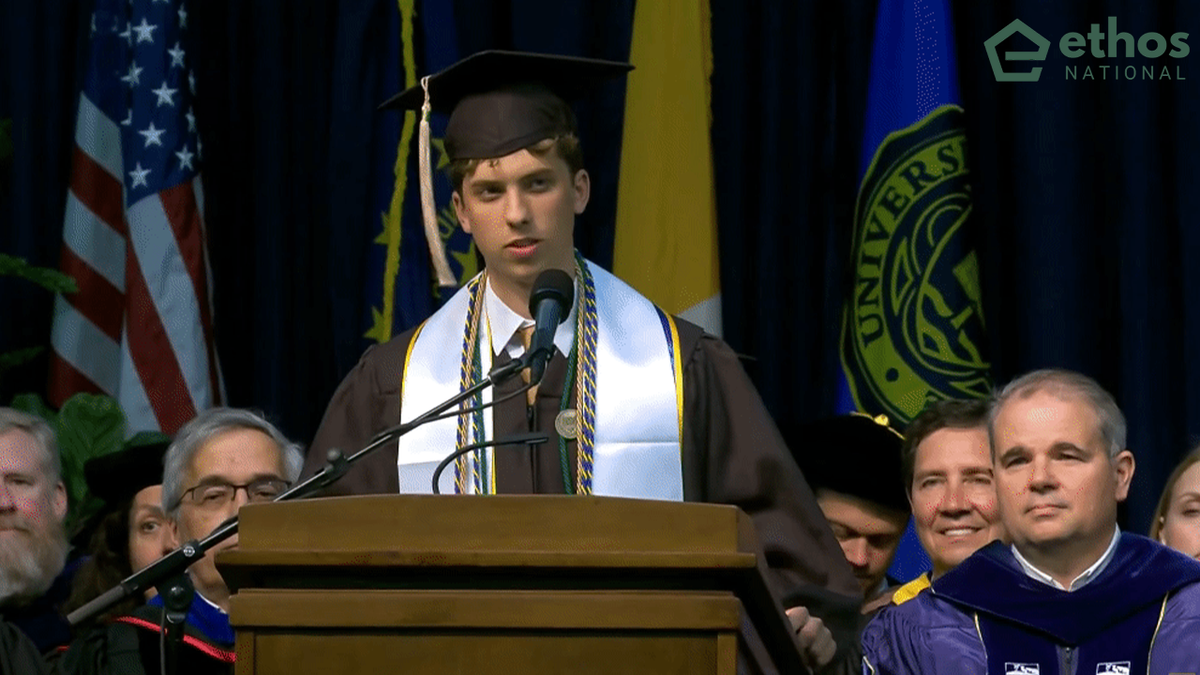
left=431, top=432, right=550, bottom=493
left=526, top=269, right=574, bottom=383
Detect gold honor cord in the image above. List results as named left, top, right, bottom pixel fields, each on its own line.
left=454, top=273, right=487, bottom=493
left=450, top=255, right=599, bottom=495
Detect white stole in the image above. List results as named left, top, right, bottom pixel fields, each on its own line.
left=397, top=260, right=683, bottom=500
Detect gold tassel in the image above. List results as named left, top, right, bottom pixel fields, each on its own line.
left=419, top=75, right=456, bottom=288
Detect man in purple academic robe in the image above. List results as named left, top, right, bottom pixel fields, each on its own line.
left=862, top=369, right=1200, bottom=675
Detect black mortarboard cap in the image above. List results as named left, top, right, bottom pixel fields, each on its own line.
left=380, top=50, right=634, bottom=161
left=783, top=414, right=909, bottom=514
left=83, top=431, right=171, bottom=507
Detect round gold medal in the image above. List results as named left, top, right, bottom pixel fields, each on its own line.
left=555, top=409, right=579, bottom=440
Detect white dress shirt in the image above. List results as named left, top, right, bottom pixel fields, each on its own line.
left=483, top=278, right=576, bottom=360
left=1011, top=525, right=1121, bottom=591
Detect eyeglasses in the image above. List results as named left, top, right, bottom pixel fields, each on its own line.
left=176, top=479, right=290, bottom=510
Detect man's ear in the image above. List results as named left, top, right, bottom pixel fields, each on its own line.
left=452, top=191, right=471, bottom=233
left=168, top=513, right=185, bottom=541
left=1113, top=449, right=1136, bottom=501
left=166, top=519, right=180, bottom=548
left=52, top=481, right=68, bottom=522
left=573, top=169, right=590, bottom=214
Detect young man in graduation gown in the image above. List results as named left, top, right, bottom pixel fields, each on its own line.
left=862, top=369, right=1200, bottom=675
left=302, top=51, right=861, bottom=670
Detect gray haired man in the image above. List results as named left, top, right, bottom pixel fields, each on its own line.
left=56, top=409, right=303, bottom=675
left=161, top=407, right=303, bottom=643
left=0, top=408, right=71, bottom=652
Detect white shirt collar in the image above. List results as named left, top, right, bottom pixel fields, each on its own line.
left=1012, top=525, right=1121, bottom=591
left=483, top=277, right=576, bottom=360
left=872, top=576, right=889, bottom=597
left=195, top=589, right=228, bottom=615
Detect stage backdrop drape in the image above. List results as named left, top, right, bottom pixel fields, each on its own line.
left=709, top=0, right=876, bottom=423
left=0, top=1, right=91, bottom=401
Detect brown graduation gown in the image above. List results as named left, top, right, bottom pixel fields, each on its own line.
left=303, top=317, right=861, bottom=651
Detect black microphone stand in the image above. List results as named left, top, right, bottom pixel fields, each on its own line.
left=66, top=351, right=537, bottom=638
left=159, top=573, right=194, bottom=675
left=431, top=432, right=548, bottom=494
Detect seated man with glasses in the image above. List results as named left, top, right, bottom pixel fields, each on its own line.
left=159, top=408, right=304, bottom=649
left=54, top=408, right=303, bottom=674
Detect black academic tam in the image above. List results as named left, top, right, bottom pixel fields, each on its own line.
left=379, top=50, right=632, bottom=161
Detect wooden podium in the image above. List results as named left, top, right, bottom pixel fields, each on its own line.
left=219, top=495, right=806, bottom=675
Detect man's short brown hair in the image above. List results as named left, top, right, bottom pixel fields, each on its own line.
left=448, top=134, right=584, bottom=193
left=901, top=399, right=990, bottom=498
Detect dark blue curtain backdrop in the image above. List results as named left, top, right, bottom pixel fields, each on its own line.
left=2, top=0, right=1198, bottom=532
left=948, top=0, right=1200, bottom=532
left=709, top=0, right=876, bottom=430
left=0, top=0, right=91, bottom=401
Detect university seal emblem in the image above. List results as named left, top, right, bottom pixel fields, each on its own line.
left=841, top=105, right=990, bottom=423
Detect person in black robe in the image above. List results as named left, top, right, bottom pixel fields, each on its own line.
left=779, top=414, right=910, bottom=609
left=303, top=51, right=861, bottom=672
left=52, top=602, right=233, bottom=675
left=52, top=432, right=234, bottom=675
left=64, top=433, right=175, bottom=631
left=1, top=619, right=50, bottom=675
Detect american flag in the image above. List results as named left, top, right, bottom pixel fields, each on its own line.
left=49, top=0, right=222, bottom=434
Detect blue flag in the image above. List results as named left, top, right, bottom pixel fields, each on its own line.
left=364, top=0, right=478, bottom=345
left=837, top=0, right=991, bottom=582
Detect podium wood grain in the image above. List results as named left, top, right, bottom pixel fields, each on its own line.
left=220, top=495, right=802, bottom=675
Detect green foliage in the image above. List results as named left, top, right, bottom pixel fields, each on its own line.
left=9, top=392, right=56, bottom=421
left=0, top=253, right=77, bottom=294
left=12, top=393, right=128, bottom=536
left=0, top=252, right=77, bottom=378
left=126, top=429, right=171, bottom=451
left=0, top=346, right=44, bottom=375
